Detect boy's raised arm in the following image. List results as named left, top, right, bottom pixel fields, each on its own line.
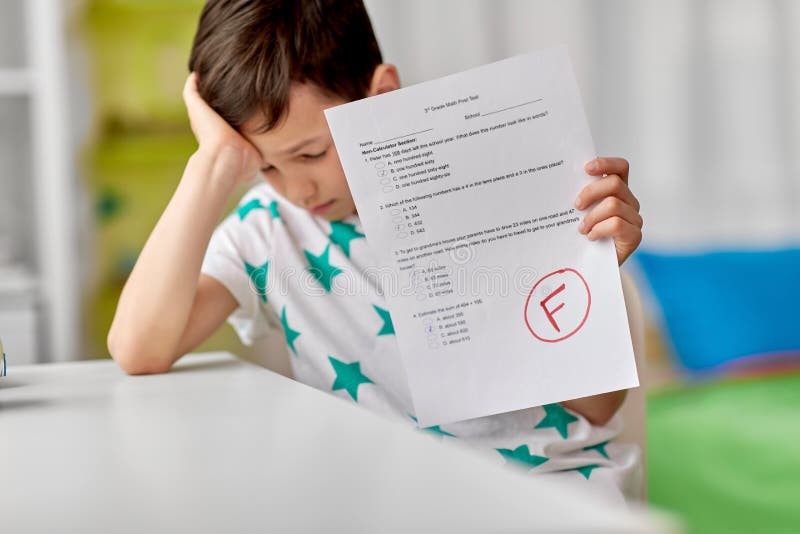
left=107, top=74, right=261, bottom=374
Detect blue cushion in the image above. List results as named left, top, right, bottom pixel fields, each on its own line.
left=633, top=247, right=800, bottom=372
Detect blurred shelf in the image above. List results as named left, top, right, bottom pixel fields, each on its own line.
left=0, top=263, right=38, bottom=299
left=0, top=0, right=77, bottom=363
left=0, top=68, right=31, bottom=96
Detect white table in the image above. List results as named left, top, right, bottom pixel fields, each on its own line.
left=0, top=352, right=676, bottom=533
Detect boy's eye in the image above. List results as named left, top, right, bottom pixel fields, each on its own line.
left=301, top=149, right=327, bottom=160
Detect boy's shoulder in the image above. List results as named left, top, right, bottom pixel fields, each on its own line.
left=232, top=181, right=306, bottom=227
left=235, top=181, right=282, bottom=217
left=215, top=181, right=325, bottom=250
left=208, top=182, right=285, bottom=257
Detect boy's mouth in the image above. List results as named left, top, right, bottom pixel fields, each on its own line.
left=310, top=199, right=336, bottom=215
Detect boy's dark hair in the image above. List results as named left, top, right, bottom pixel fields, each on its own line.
left=188, top=0, right=383, bottom=133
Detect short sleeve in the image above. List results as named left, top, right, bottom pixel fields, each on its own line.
left=200, top=200, right=274, bottom=346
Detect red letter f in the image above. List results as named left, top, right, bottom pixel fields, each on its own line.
left=540, top=283, right=566, bottom=333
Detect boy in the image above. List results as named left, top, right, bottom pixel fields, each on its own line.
left=108, top=0, right=644, bottom=501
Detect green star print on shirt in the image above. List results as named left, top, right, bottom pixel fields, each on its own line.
left=372, top=304, right=395, bottom=336
left=534, top=403, right=579, bottom=439
left=328, top=356, right=373, bottom=401
left=496, top=445, right=549, bottom=468
left=244, top=260, right=269, bottom=303
left=328, top=221, right=365, bottom=258
left=268, top=200, right=281, bottom=219
left=409, top=415, right=455, bottom=438
left=237, top=198, right=266, bottom=220
left=304, top=244, right=343, bottom=291
left=583, top=441, right=610, bottom=459
left=280, top=306, right=301, bottom=355
left=571, top=464, right=600, bottom=480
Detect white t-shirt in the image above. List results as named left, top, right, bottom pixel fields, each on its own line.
left=201, top=182, right=642, bottom=503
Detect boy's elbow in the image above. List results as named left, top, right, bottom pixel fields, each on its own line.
left=107, top=329, right=174, bottom=375
left=585, top=407, right=618, bottom=427
left=561, top=389, right=628, bottom=427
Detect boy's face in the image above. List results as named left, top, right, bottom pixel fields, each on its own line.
left=241, top=84, right=355, bottom=221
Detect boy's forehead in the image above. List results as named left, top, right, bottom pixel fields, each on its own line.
left=242, top=83, right=343, bottom=154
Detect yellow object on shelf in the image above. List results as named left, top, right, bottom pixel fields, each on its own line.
left=81, top=0, right=205, bottom=134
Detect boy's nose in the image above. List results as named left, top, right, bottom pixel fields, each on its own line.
left=290, top=176, right=318, bottom=207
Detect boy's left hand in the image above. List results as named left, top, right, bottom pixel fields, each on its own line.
left=575, top=157, right=642, bottom=266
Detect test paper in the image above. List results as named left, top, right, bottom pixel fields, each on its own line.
left=325, top=46, right=638, bottom=426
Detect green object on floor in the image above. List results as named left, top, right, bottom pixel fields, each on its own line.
left=648, top=371, right=800, bottom=533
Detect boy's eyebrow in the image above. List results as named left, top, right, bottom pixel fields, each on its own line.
left=280, top=135, right=324, bottom=156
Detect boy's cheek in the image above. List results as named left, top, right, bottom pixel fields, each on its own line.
left=332, top=197, right=358, bottom=220
left=263, top=172, right=282, bottom=191
left=332, top=173, right=356, bottom=206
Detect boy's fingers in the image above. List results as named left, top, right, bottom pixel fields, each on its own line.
left=586, top=216, right=640, bottom=240
left=579, top=196, right=642, bottom=235
left=584, top=157, right=630, bottom=182
left=183, top=72, right=216, bottom=117
left=183, top=71, right=231, bottom=138
left=586, top=217, right=642, bottom=265
left=575, top=174, right=640, bottom=212
left=183, top=72, right=200, bottom=103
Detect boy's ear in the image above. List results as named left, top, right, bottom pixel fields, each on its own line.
left=368, top=64, right=400, bottom=96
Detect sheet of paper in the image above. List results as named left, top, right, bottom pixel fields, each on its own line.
left=325, top=46, right=638, bottom=427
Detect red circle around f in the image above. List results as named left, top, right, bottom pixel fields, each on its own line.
left=524, top=268, right=591, bottom=343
